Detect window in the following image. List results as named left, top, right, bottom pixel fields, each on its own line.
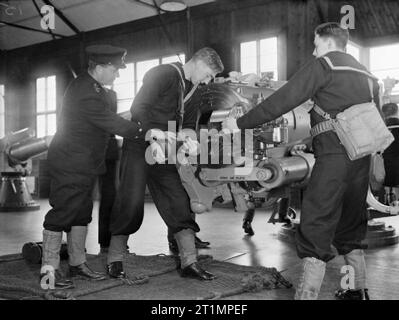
left=161, top=53, right=185, bottom=65
left=240, top=37, right=278, bottom=80
left=0, top=84, right=4, bottom=137
left=36, top=75, right=56, bottom=138
left=113, top=53, right=185, bottom=112
left=370, top=43, right=399, bottom=95
left=136, top=58, right=160, bottom=94
left=347, top=41, right=361, bottom=62
left=113, top=63, right=135, bottom=113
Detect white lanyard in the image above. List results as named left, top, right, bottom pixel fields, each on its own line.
left=169, top=63, right=198, bottom=103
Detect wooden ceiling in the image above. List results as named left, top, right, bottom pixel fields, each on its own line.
left=327, top=0, right=399, bottom=44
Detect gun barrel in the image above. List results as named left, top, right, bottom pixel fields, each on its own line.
left=8, top=136, right=53, bottom=162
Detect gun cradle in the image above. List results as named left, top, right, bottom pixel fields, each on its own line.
left=179, top=82, right=315, bottom=215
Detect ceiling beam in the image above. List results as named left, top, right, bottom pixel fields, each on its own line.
left=135, top=0, right=168, bottom=13
left=0, top=20, right=67, bottom=38
left=41, top=0, right=81, bottom=35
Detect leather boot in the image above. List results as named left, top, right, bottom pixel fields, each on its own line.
left=335, top=288, right=369, bottom=300
left=242, top=208, right=255, bottom=236
left=294, top=257, right=326, bottom=300
left=195, top=236, right=210, bottom=248
left=107, top=261, right=128, bottom=279
left=175, top=229, right=216, bottom=281
left=69, top=262, right=106, bottom=281
left=181, top=262, right=215, bottom=281
left=67, top=226, right=106, bottom=280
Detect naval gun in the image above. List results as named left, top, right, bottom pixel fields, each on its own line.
left=176, top=81, right=399, bottom=236
left=0, top=128, right=53, bottom=211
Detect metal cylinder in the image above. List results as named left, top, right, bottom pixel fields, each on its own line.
left=3, top=128, right=35, bottom=146
left=8, top=136, right=52, bottom=162
left=258, top=153, right=315, bottom=190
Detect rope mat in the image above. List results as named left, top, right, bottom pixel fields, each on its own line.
left=0, top=253, right=292, bottom=300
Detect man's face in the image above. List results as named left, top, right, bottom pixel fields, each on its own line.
left=313, top=34, right=331, bottom=58
left=98, top=64, right=120, bottom=86
left=191, top=60, right=216, bottom=85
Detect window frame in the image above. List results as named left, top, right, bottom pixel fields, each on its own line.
left=35, top=75, right=57, bottom=138
left=0, top=84, right=4, bottom=138
left=239, top=35, right=280, bottom=80
left=112, top=53, right=185, bottom=113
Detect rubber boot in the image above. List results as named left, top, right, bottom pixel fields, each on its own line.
left=294, top=257, right=326, bottom=300
left=41, top=229, right=74, bottom=290
left=42, top=229, right=63, bottom=270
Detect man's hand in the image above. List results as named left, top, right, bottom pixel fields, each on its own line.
left=148, top=129, right=177, bottom=144
left=181, top=137, right=200, bottom=156
left=221, top=117, right=240, bottom=134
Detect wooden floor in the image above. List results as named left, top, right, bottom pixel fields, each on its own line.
left=1, top=199, right=399, bottom=300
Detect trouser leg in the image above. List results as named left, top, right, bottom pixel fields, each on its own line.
left=294, top=257, right=326, bottom=300
left=174, top=228, right=197, bottom=268
left=147, top=164, right=199, bottom=234
left=107, top=235, right=129, bottom=264
left=44, top=167, right=96, bottom=233
left=109, top=141, right=148, bottom=235
left=98, top=160, right=117, bottom=248
left=67, top=226, right=87, bottom=267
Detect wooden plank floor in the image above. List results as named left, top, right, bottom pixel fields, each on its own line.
left=1, top=199, right=399, bottom=300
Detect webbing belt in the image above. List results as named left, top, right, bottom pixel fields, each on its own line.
left=310, top=119, right=334, bottom=137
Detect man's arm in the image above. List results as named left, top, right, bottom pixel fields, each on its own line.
left=81, top=93, right=143, bottom=140
left=237, top=59, right=328, bottom=129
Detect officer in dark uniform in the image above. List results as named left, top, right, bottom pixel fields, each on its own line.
left=40, top=45, right=144, bottom=289
left=107, top=48, right=224, bottom=281
left=223, top=22, right=378, bottom=300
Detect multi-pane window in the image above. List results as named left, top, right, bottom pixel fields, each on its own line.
left=112, top=53, right=185, bottom=113
left=240, top=37, right=278, bottom=80
left=370, top=43, right=399, bottom=95
left=0, top=84, right=4, bottom=137
left=161, top=54, right=185, bottom=65
left=36, top=76, right=56, bottom=138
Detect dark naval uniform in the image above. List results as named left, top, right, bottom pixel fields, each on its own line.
left=237, top=51, right=379, bottom=262
left=44, top=73, right=142, bottom=233
left=110, top=62, right=200, bottom=236
left=383, top=117, right=399, bottom=187
left=98, top=90, right=120, bottom=248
